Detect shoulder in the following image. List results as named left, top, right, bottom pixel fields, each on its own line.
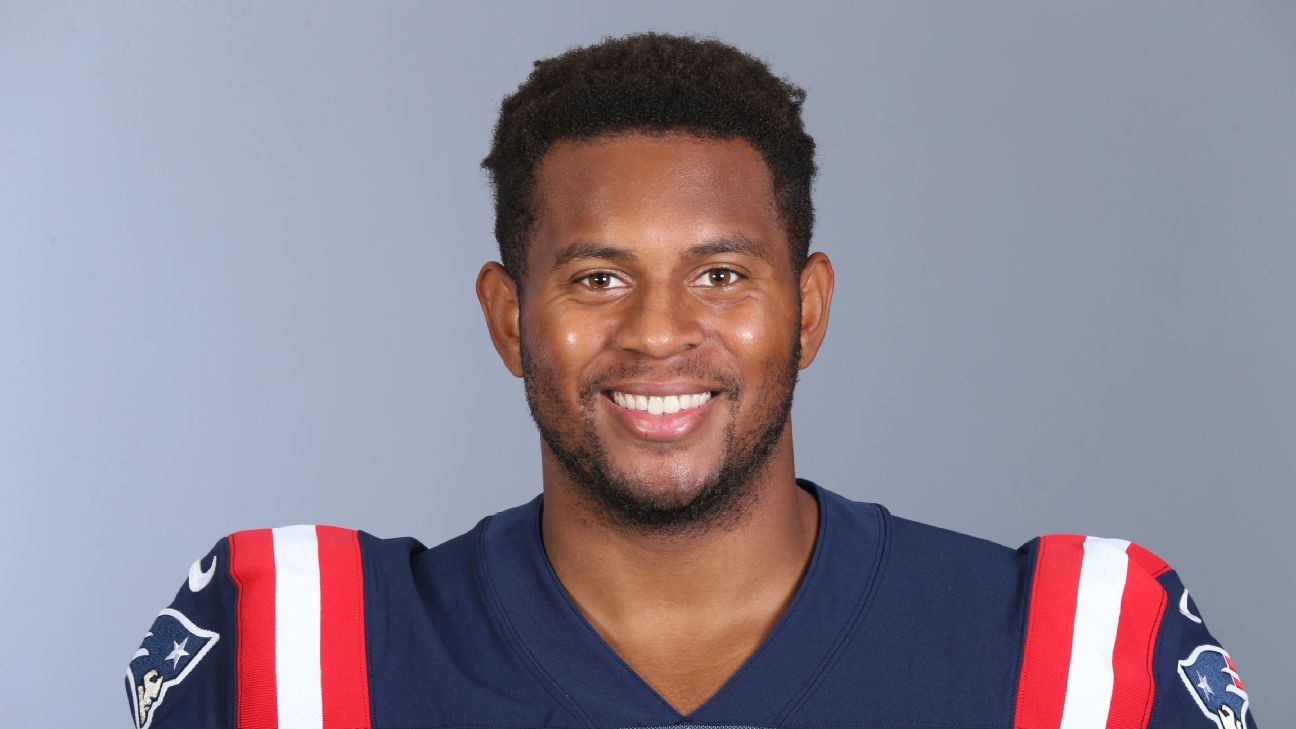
left=224, top=523, right=429, bottom=593
left=1023, top=532, right=1173, bottom=583
left=879, top=520, right=1180, bottom=609
left=1016, top=533, right=1177, bottom=670
left=125, top=522, right=475, bottom=729
left=869, top=511, right=1027, bottom=609
left=834, top=507, right=1032, bottom=697
left=224, top=522, right=489, bottom=608
left=1016, top=532, right=1178, bottom=687
left=885, top=527, right=1258, bottom=728
left=1015, top=535, right=1259, bottom=729
left=1016, top=533, right=1176, bottom=650
left=886, top=511, right=1022, bottom=564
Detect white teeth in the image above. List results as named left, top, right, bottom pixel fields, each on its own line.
left=610, top=390, right=714, bottom=416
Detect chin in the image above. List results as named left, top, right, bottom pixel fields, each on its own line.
left=614, top=476, right=711, bottom=511
left=576, top=459, right=757, bottom=535
left=614, top=455, right=720, bottom=500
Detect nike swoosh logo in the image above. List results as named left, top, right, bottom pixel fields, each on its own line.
left=1179, top=588, right=1203, bottom=623
left=188, top=555, right=217, bottom=593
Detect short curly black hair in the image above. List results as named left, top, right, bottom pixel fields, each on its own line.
left=481, top=32, right=817, bottom=285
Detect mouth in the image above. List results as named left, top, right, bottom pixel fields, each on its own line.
left=608, top=390, right=713, bottom=415
left=600, top=387, right=722, bottom=442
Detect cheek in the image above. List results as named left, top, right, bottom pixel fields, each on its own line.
left=712, top=299, right=800, bottom=407
left=558, top=320, right=614, bottom=364
left=527, top=309, right=615, bottom=383
left=718, top=300, right=796, bottom=361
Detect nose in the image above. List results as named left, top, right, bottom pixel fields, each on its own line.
left=613, top=281, right=706, bottom=359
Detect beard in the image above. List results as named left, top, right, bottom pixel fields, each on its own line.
left=521, top=334, right=800, bottom=536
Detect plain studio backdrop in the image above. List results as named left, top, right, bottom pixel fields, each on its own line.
left=2, top=2, right=1293, bottom=726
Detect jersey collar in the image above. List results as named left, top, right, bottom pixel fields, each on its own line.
left=477, top=479, right=887, bottom=728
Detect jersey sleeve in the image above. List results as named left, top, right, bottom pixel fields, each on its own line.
left=1013, top=535, right=1258, bottom=729
left=1148, top=565, right=1259, bottom=729
left=124, top=537, right=236, bottom=729
left=125, top=525, right=376, bottom=729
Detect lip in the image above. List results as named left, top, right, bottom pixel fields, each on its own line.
left=600, top=390, right=721, bottom=442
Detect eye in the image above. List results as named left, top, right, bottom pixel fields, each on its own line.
left=693, top=267, right=744, bottom=287
left=577, top=271, right=628, bottom=289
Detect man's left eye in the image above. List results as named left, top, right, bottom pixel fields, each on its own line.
left=694, top=268, right=744, bottom=287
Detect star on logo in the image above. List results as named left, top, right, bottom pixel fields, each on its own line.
left=165, top=638, right=190, bottom=669
left=1196, top=670, right=1214, bottom=699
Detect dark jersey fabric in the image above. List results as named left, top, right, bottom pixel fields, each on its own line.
left=125, top=479, right=1258, bottom=729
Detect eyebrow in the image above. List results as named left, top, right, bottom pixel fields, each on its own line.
left=685, top=235, right=772, bottom=263
left=552, top=235, right=772, bottom=268
left=553, top=242, right=636, bottom=266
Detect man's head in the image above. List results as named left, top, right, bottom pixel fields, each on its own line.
left=476, top=33, right=833, bottom=535
left=481, top=32, right=817, bottom=286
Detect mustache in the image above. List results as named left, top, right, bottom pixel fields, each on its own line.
left=577, top=356, right=744, bottom=407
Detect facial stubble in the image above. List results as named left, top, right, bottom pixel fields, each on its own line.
left=521, top=331, right=801, bottom=537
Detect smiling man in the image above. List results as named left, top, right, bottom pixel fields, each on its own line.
left=126, top=33, right=1257, bottom=729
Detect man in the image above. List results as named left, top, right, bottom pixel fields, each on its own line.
left=125, top=32, right=1257, bottom=729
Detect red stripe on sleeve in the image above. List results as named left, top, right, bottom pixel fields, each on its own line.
left=230, top=528, right=279, bottom=729
left=1014, top=534, right=1086, bottom=729
left=1125, top=543, right=1171, bottom=578
left=317, top=526, right=373, bottom=729
left=1104, top=547, right=1168, bottom=729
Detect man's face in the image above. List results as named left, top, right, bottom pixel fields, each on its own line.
left=513, top=133, right=808, bottom=532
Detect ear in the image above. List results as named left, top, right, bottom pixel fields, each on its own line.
left=476, top=262, right=525, bottom=378
left=797, top=252, right=835, bottom=369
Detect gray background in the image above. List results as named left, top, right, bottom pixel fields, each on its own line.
left=1, top=1, right=1292, bottom=726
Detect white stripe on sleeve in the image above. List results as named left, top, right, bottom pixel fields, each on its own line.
left=1058, top=536, right=1130, bottom=729
left=273, top=525, right=324, bottom=729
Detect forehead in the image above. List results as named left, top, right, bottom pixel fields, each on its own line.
left=531, top=133, right=783, bottom=255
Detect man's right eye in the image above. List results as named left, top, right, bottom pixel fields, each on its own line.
left=577, top=272, right=628, bottom=289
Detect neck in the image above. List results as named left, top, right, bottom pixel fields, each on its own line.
left=539, top=430, right=819, bottom=634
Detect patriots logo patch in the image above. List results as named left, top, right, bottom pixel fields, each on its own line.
left=1178, top=644, right=1251, bottom=729
left=125, top=608, right=219, bottom=729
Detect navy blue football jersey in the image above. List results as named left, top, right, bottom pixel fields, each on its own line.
left=125, top=480, right=1258, bottom=729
